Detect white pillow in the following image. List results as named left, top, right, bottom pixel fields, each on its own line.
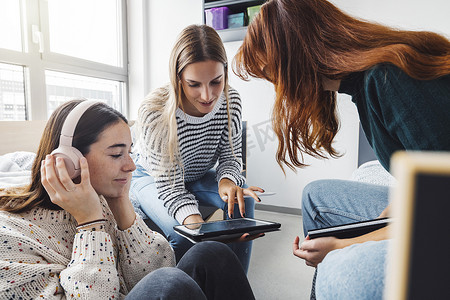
left=0, top=151, right=36, bottom=188
left=350, top=160, right=397, bottom=187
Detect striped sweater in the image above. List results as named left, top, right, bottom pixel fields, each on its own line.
left=135, top=86, right=245, bottom=224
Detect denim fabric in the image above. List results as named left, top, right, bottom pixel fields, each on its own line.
left=130, top=165, right=255, bottom=273
left=301, top=179, right=390, bottom=236
left=316, top=240, right=389, bottom=300
left=301, top=179, right=390, bottom=299
left=126, top=241, right=255, bottom=300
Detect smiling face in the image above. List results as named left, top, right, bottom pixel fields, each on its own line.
left=84, top=120, right=135, bottom=200
left=179, top=59, right=225, bottom=117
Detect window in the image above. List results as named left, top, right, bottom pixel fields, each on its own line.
left=0, top=0, right=128, bottom=121
left=0, top=63, right=26, bottom=120
left=45, top=70, right=124, bottom=117
left=0, top=0, right=22, bottom=52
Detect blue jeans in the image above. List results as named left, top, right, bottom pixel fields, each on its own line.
left=125, top=241, right=255, bottom=300
left=301, top=179, right=390, bottom=300
left=130, top=165, right=255, bottom=273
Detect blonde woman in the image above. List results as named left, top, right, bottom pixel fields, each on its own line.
left=130, top=25, right=263, bottom=273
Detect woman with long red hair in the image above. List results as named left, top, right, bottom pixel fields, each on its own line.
left=234, top=0, right=450, bottom=298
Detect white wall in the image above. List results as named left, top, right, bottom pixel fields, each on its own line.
left=127, top=0, right=147, bottom=120
left=130, top=0, right=450, bottom=211
left=128, top=0, right=203, bottom=120
left=330, top=0, right=450, bottom=37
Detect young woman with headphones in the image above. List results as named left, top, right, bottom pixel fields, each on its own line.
left=0, top=99, right=255, bottom=299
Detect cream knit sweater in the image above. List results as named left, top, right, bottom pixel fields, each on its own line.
left=0, top=196, right=175, bottom=299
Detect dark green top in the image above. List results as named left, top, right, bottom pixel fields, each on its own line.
left=339, top=64, right=450, bottom=171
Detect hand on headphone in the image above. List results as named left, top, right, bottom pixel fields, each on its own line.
left=41, top=154, right=104, bottom=225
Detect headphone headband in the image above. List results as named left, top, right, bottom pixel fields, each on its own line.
left=58, top=100, right=99, bottom=147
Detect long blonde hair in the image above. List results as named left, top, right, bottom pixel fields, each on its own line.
left=138, top=25, right=231, bottom=176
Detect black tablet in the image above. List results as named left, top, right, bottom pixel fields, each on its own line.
left=308, top=217, right=392, bottom=239
left=173, top=218, right=281, bottom=243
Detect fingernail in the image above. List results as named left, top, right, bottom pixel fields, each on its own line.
left=258, top=197, right=262, bottom=202
left=243, top=213, right=246, bottom=218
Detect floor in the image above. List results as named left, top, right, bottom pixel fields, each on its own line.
left=247, top=210, right=315, bottom=300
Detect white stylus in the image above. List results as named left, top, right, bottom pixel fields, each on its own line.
left=254, top=191, right=276, bottom=197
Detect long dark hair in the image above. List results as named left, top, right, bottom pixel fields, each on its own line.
left=0, top=100, right=127, bottom=213
left=234, top=0, right=450, bottom=172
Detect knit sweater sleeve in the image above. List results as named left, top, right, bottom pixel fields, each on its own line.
left=155, top=166, right=200, bottom=225
left=0, top=228, right=67, bottom=299
left=216, top=87, right=246, bottom=186
left=137, top=133, right=198, bottom=225
left=0, top=211, right=119, bottom=299
left=114, top=215, right=175, bottom=291
left=0, top=207, right=174, bottom=299
left=135, top=86, right=200, bottom=224
left=59, top=231, right=120, bottom=299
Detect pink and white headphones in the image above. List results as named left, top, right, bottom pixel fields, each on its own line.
left=50, top=100, right=99, bottom=179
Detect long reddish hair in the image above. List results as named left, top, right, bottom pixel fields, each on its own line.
left=234, top=0, right=450, bottom=172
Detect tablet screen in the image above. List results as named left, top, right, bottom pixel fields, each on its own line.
left=174, top=218, right=281, bottom=242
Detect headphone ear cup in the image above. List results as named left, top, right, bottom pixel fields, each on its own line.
left=50, top=146, right=84, bottom=179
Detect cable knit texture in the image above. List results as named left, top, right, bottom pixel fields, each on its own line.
left=0, top=196, right=175, bottom=299
left=135, top=85, right=245, bottom=224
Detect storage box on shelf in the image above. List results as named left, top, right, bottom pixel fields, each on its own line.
left=205, top=6, right=230, bottom=30
left=203, top=0, right=265, bottom=42
left=247, top=4, right=261, bottom=24
left=228, top=12, right=246, bottom=28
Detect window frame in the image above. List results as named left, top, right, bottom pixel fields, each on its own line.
left=0, top=0, right=128, bottom=120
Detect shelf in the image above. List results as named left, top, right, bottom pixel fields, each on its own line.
left=204, top=0, right=263, bottom=9
left=217, top=26, right=248, bottom=43
left=204, top=0, right=265, bottom=42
